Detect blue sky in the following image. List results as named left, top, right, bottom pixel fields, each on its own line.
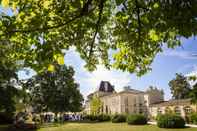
left=18, top=37, right=197, bottom=100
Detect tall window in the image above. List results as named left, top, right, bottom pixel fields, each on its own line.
left=157, top=107, right=162, bottom=114
left=124, top=97, right=129, bottom=113
left=124, top=107, right=129, bottom=113
left=174, top=106, right=181, bottom=115
left=104, top=82, right=108, bottom=91
left=124, top=97, right=128, bottom=106
left=139, top=108, right=143, bottom=114
left=106, top=105, right=108, bottom=114
left=101, top=105, right=103, bottom=113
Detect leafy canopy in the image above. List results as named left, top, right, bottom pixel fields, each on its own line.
left=90, top=96, right=103, bottom=115
left=0, top=32, right=22, bottom=115
left=24, top=64, right=84, bottom=113
left=190, top=84, right=197, bottom=104
left=1, top=0, right=197, bottom=75
left=169, top=73, right=191, bottom=99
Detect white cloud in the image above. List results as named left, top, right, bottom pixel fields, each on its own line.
left=176, top=64, right=197, bottom=73
left=161, top=50, right=197, bottom=60
left=63, top=49, right=132, bottom=98
left=186, top=66, right=197, bottom=76
left=82, top=65, right=131, bottom=94
left=185, top=65, right=197, bottom=86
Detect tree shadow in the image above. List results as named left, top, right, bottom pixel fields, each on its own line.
left=1, top=124, right=38, bottom=131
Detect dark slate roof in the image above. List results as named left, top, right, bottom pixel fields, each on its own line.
left=98, top=81, right=115, bottom=92
left=150, top=99, right=192, bottom=107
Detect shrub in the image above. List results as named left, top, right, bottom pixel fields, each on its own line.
left=127, top=114, right=147, bottom=125
left=97, top=114, right=111, bottom=122
left=83, top=114, right=96, bottom=121
left=111, top=114, right=126, bottom=123
left=157, top=114, right=185, bottom=128
left=0, top=112, right=13, bottom=124
left=83, top=114, right=111, bottom=122
left=189, top=113, right=197, bottom=124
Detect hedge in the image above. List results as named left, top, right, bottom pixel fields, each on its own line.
left=83, top=114, right=111, bottom=122
left=157, top=114, right=185, bottom=128
left=0, top=112, right=14, bottom=124
left=127, top=114, right=147, bottom=125
left=188, top=113, right=197, bottom=124
left=111, top=114, right=126, bottom=123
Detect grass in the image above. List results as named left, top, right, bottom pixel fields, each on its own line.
left=1, top=122, right=196, bottom=131
left=38, top=122, right=197, bottom=131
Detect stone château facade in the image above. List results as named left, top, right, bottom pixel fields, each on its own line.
left=149, top=99, right=197, bottom=118
left=84, top=81, right=164, bottom=116
left=84, top=81, right=197, bottom=118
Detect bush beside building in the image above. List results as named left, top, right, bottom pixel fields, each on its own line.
left=111, top=114, right=126, bottom=123
left=127, top=114, right=147, bottom=125
left=157, top=114, right=185, bottom=128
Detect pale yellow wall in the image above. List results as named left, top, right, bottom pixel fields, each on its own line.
left=85, top=89, right=165, bottom=115
left=120, top=93, right=136, bottom=114
left=149, top=104, right=197, bottom=118
left=119, top=93, right=148, bottom=115
left=101, top=95, right=121, bottom=114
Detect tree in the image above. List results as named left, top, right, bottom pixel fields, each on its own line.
left=25, top=64, right=83, bottom=114
left=123, top=86, right=131, bottom=91
left=0, top=39, right=22, bottom=116
left=1, top=0, right=197, bottom=76
left=90, top=96, right=103, bottom=115
left=169, top=73, right=191, bottom=99
left=189, top=83, right=197, bottom=104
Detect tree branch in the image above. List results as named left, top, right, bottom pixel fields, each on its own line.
left=135, top=0, right=141, bottom=44
left=88, top=0, right=105, bottom=59
left=3, top=0, right=94, bottom=35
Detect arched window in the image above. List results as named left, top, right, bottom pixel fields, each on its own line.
left=184, top=106, right=192, bottom=114
left=157, top=107, right=162, bottom=114
left=139, top=108, right=143, bottom=114
left=165, top=107, right=171, bottom=114
left=174, top=106, right=181, bottom=115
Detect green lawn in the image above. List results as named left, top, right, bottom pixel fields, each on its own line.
left=1, top=123, right=196, bottom=131
left=38, top=122, right=197, bottom=131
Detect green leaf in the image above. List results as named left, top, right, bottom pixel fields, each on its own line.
left=54, top=54, right=64, bottom=65
left=149, top=29, right=159, bottom=41
left=48, top=64, right=55, bottom=72
left=115, top=0, right=124, bottom=6
left=153, top=3, right=159, bottom=9
left=1, top=0, right=9, bottom=7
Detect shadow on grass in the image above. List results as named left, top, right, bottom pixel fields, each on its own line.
left=65, top=120, right=111, bottom=124
left=40, top=122, right=65, bottom=128
left=39, top=120, right=110, bottom=128
left=0, top=125, right=37, bottom=131
left=0, top=124, right=41, bottom=131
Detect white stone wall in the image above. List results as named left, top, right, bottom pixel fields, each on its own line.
left=120, top=93, right=136, bottom=114
left=101, top=95, right=121, bottom=114
left=85, top=89, right=164, bottom=115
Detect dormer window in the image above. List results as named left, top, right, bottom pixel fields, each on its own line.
left=98, top=81, right=115, bottom=92
left=104, top=82, right=108, bottom=91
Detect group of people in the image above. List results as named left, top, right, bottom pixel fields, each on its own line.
left=14, top=112, right=84, bottom=124
left=41, top=113, right=83, bottom=123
